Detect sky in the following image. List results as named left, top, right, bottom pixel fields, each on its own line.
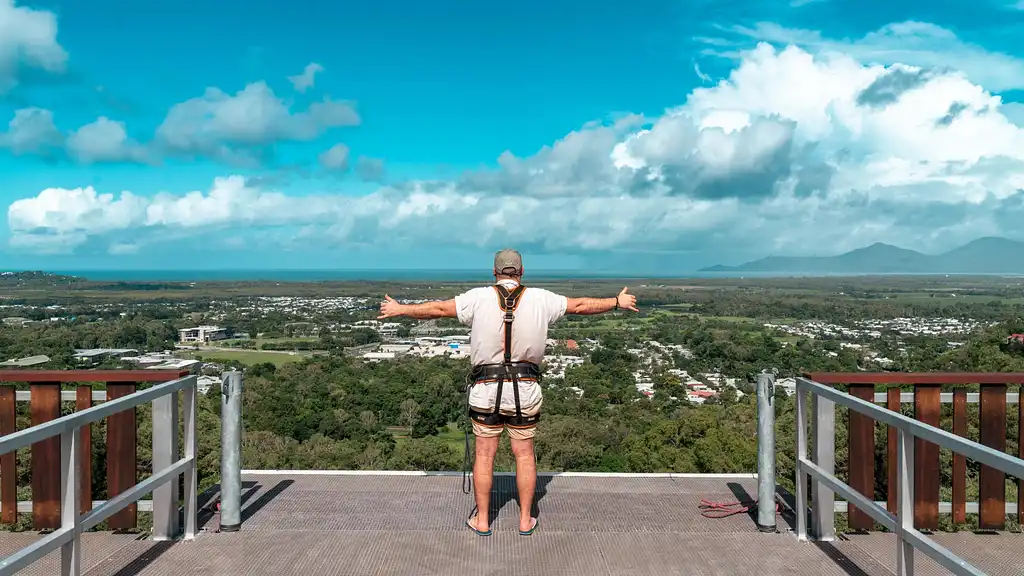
left=2, top=0, right=1024, bottom=273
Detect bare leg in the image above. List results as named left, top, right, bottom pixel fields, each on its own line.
left=511, top=437, right=537, bottom=531
left=471, top=434, right=499, bottom=531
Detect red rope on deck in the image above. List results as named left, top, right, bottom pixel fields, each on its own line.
left=698, top=498, right=781, bottom=519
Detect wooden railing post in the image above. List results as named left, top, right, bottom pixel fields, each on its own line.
left=30, top=382, right=61, bottom=530
left=913, top=383, right=940, bottom=530
left=886, top=387, right=900, bottom=514
left=951, top=389, right=967, bottom=526
left=847, top=384, right=875, bottom=530
left=0, top=385, right=15, bottom=525
left=978, top=383, right=1007, bottom=530
left=106, top=382, right=138, bottom=530
left=76, top=386, right=93, bottom=515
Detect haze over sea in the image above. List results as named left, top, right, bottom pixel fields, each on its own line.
left=45, top=269, right=716, bottom=281
left=33, top=269, right=1021, bottom=282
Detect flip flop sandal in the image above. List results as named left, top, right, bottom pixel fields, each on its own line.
left=466, top=514, right=492, bottom=536
left=519, top=517, right=538, bottom=536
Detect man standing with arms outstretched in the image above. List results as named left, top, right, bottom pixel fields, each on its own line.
left=377, top=248, right=639, bottom=536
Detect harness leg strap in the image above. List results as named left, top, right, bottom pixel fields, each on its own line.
left=510, top=371, right=522, bottom=419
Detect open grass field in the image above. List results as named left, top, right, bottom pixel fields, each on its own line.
left=218, top=336, right=321, bottom=350
left=391, top=422, right=465, bottom=453
left=180, top=349, right=310, bottom=366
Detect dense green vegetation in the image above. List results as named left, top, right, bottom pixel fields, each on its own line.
left=2, top=274, right=1024, bottom=533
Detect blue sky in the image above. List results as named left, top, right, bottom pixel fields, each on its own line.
left=2, top=0, right=1024, bottom=273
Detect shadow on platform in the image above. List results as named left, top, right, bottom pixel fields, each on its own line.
left=113, top=479, right=295, bottom=576
left=488, top=474, right=554, bottom=526
left=727, top=482, right=883, bottom=576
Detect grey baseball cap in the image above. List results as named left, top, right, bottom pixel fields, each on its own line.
left=493, top=248, right=523, bottom=275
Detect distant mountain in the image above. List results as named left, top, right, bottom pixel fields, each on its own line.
left=700, top=237, right=1024, bottom=274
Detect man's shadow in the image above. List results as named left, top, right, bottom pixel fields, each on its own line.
left=470, top=474, right=554, bottom=528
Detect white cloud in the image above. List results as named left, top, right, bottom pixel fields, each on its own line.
left=0, top=0, right=67, bottom=92
left=66, top=117, right=149, bottom=164
left=0, top=108, right=153, bottom=164
left=8, top=38, right=1024, bottom=261
left=0, top=107, right=63, bottom=155
left=288, top=63, right=323, bottom=93
left=708, top=21, right=1024, bottom=92
left=155, top=81, right=360, bottom=164
left=318, top=143, right=349, bottom=171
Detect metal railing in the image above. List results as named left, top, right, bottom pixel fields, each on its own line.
left=794, top=376, right=1024, bottom=576
left=0, top=375, right=199, bottom=576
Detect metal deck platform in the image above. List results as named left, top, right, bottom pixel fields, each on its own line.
left=3, top=472, right=1019, bottom=575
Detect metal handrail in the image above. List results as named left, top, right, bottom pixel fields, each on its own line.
left=0, top=375, right=199, bottom=576
left=795, top=376, right=1024, bottom=576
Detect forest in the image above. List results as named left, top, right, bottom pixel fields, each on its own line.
left=1, top=275, right=1024, bottom=532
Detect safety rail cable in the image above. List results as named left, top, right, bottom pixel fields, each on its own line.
left=795, top=377, right=1024, bottom=576
left=0, top=375, right=199, bottom=576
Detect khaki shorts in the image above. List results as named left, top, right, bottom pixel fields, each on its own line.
left=471, top=419, right=537, bottom=441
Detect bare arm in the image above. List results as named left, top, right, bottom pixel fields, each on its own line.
left=565, top=296, right=618, bottom=315
left=377, top=295, right=457, bottom=320
left=565, top=287, right=638, bottom=315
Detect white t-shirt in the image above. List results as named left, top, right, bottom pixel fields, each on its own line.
left=454, top=279, right=568, bottom=416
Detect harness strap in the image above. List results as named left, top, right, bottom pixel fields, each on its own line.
left=493, top=284, right=526, bottom=418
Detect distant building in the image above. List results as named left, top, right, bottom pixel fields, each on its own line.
left=362, top=352, right=396, bottom=363
left=122, top=353, right=176, bottom=367
left=1, top=317, right=32, bottom=327
left=196, top=375, right=220, bottom=395
left=0, top=355, right=50, bottom=367
left=178, top=326, right=228, bottom=344
left=687, top=390, right=718, bottom=405
left=566, top=339, right=579, bottom=350
left=776, top=378, right=797, bottom=397
left=73, top=348, right=138, bottom=365
left=146, top=359, right=202, bottom=373
left=380, top=344, right=414, bottom=355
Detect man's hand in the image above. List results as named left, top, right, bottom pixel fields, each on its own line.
left=566, top=287, right=639, bottom=315
left=378, top=295, right=405, bottom=319
left=616, top=287, right=639, bottom=312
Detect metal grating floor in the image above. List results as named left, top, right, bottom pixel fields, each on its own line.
left=4, top=473, right=1020, bottom=575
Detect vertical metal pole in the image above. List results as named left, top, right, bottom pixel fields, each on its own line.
left=152, top=391, right=179, bottom=540
left=60, top=427, right=81, bottom=576
left=756, top=373, right=777, bottom=532
left=220, top=371, right=243, bottom=532
left=795, top=381, right=808, bottom=541
left=897, top=428, right=915, bottom=575
left=811, top=390, right=836, bottom=541
left=183, top=377, right=198, bottom=540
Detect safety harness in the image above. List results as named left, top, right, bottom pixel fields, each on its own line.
left=467, top=283, right=541, bottom=428
left=461, top=282, right=541, bottom=494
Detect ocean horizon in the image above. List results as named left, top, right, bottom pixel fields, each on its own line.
left=21, top=269, right=1017, bottom=282
left=44, top=269, right=708, bottom=282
